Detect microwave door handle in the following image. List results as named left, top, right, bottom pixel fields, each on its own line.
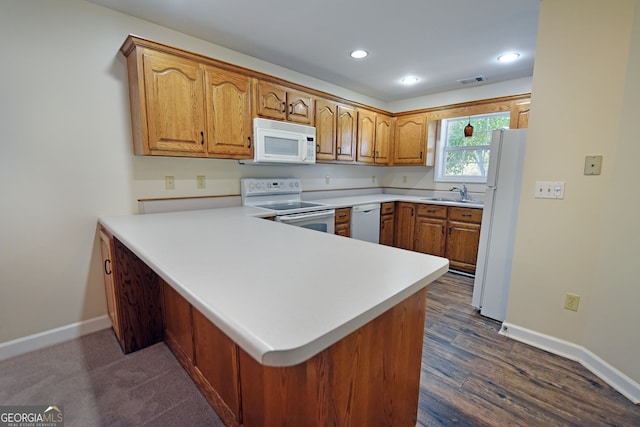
left=300, top=137, right=306, bottom=161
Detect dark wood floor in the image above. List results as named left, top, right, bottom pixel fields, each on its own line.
left=419, top=273, right=640, bottom=426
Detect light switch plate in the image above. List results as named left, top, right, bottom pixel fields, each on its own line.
left=584, top=155, right=603, bottom=175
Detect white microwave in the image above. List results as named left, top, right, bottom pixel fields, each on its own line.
left=241, top=118, right=316, bottom=165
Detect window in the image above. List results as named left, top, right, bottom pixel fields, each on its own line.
left=435, top=112, right=511, bottom=183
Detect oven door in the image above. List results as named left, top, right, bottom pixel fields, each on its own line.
left=275, top=210, right=336, bottom=233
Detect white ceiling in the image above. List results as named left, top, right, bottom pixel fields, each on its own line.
left=88, top=0, right=540, bottom=102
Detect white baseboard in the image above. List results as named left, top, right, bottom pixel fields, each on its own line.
left=500, top=322, right=640, bottom=404
left=0, top=315, right=112, bottom=361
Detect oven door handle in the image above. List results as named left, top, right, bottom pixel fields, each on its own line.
left=277, top=210, right=335, bottom=223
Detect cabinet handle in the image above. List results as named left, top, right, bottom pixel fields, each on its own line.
left=442, top=225, right=445, bottom=235
left=289, top=103, right=294, bottom=115
left=420, top=151, right=423, bottom=160
left=448, top=227, right=452, bottom=236
left=427, top=209, right=437, bottom=213
left=338, top=146, right=342, bottom=154
left=411, top=208, right=415, bottom=216
left=462, top=213, right=472, bottom=217
left=200, top=131, right=204, bottom=145
left=247, top=136, right=252, bottom=148
left=104, top=259, right=111, bottom=275
left=316, top=144, right=320, bottom=153
left=282, top=101, right=286, bottom=113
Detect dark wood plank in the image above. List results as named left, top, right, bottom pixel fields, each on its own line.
left=419, top=272, right=640, bottom=426
left=113, top=237, right=163, bottom=353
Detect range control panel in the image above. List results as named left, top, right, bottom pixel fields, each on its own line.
left=241, top=178, right=302, bottom=196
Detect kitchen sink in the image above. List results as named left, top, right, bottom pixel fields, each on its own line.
left=421, top=197, right=483, bottom=204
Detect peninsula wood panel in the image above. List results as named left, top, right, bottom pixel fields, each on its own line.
left=112, top=238, right=163, bottom=354
left=239, top=287, right=428, bottom=427
left=162, top=280, right=194, bottom=363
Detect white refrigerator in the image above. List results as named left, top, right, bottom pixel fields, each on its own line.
left=472, top=128, right=528, bottom=321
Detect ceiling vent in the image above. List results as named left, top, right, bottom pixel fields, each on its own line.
left=458, top=75, right=486, bottom=85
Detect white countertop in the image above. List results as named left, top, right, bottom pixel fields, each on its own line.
left=99, top=205, right=449, bottom=367
left=309, top=194, right=485, bottom=210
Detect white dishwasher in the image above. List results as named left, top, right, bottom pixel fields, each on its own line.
left=351, top=203, right=381, bottom=243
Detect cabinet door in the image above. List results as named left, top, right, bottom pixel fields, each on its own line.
left=374, top=113, right=393, bottom=165
left=393, top=113, right=426, bottom=165
left=446, top=221, right=481, bottom=273
left=380, top=214, right=395, bottom=246
left=143, top=51, right=206, bottom=154
left=315, top=98, right=337, bottom=160
left=162, top=280, right=194, bottom=363
left=286, top=88, right=314, bottom=125
left=255, top=80, right=287, bottom=121
left=394, top=202, right=416, bottom=250
left=414, top=216, right=447, bottom=257
left=99, top=229, right=122, bottom=340
left=357, top=109, right=376, bottom=163
left=337, top=105, right=357, bottom=161
left=204, top=66, right=253, bottom=158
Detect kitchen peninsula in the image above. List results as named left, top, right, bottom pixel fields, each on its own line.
left=99, top=206, right=449, bottom=426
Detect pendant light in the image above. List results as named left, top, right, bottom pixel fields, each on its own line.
left=464, top=116, right=474, bottom=137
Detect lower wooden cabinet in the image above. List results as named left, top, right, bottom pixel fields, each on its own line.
left=393, top=203, right=483, bottom=274
left=335, top=207, right=351, bottom=237
left=98, top=228, right=122, bottom=341
left=379, top=202, right=395, bottom=246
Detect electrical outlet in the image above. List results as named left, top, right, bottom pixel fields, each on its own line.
left=535, top=181, right=565, bottom=199
left=325, top=176, right=330, bottom=184
left=196, top=175, right=206, bottom=189
left=403, top=176, right=407, bottom=183
left=371, top=176, right=376, bottom=184
left=564, top=293, right=580, bottom=312
left=165, top=176, right=175, bottom=190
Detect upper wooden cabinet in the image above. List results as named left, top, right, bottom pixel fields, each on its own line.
left=254, top=80, right=314, bottom=125
left=140, top=51, right=207, bottom=155
left=356, top=111, right=393, bottom=165
left=393, top=113, right=428, bottom=166
left=511, top=101, right=530, bottom=129
left=337, top=104, right=357, bottom=161
left=121, top=37, right=253, bottom=159
left=315, top=98, right=338, bottom=160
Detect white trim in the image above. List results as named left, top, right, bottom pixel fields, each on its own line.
left=500, top=322, right=640, bottom=404
left=0, top=315, right=112, bottom=361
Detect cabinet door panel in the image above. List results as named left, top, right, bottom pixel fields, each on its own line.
left=255, top=81, right=287, bottom=120
left=315, top=99, right=337, bottom=160
left=99, top=229, right=121, bottom=340
left=375, top=114, right=393, bottom=165
left=162, top=281, right=194, bottom=362
left=143, top=52, right=206, bottom=153
left=414, top=217, right=446, bottom=257
left=446, top=221, right=481, bottom=273
left=337, top=105, right=357, bottom=161
left=287, top=88, right=314, bottom=125
left=393, top=114, right=426, bottom=165
left=357, top=109, right=376, bottom=163
left=394, top=202, right=415, bottom=250
left=204, top=66, right=252, bottom=158
left=380, top=214, right=395, bottom=246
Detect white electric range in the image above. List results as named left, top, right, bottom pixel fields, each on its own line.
left=241, top=178, right=335, bottom=233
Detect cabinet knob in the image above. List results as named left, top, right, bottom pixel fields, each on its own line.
left=200, top=131, right=204, bottom=145
left=281, top=101, right=286, bottom=113
left=104, top=259, right=112, bottom=275
left=247, top=136, right=252, bottom=148
left=289, top=103, right=294, bottom=115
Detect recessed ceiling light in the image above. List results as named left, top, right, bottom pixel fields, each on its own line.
left=497, top=52, right=521, bottom=63
left=401, top=76, right=419, bottom=85
left=350, top=50, right=368, bottom=59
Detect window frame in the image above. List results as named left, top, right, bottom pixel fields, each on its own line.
left=434, top=111, right=511, bottom=184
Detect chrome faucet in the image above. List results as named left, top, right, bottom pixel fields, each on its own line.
left=449, top=185, right=469, bottom=201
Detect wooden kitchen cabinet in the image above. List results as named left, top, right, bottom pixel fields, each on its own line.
left=138, top=50, right=207, bottom=155
left=394, top=202, right=416, bottom=250
left=315, top=98, right=338, bottom=160
left=120, top=37, right=253, bottom=159
left=393, top=113, right=427, bottom=165
left=357, top=110, right=393, bottom=165
left=335, top=207, right=351, bottom=237
left=414, top=205, right=447, bottom=257
left=337, top=104, right=357, bottom=161
left=379, top=202, right=395, bottom=246
left=98, top=228, right=122, bottom=341
left=204, top=65, right=253, bottom=158
left=254, top=80, right=314, bottom=125
left=446, top=207, right=483, bottom=274
left=393, top=203, right=483, bottom=274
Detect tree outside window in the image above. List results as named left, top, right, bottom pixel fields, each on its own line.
left=435, top=112, right=510, bottom=183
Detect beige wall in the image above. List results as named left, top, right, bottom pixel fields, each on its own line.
left=0, top=0, right=526, bottom=344
left=507, top=0, right=640, bottom=383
